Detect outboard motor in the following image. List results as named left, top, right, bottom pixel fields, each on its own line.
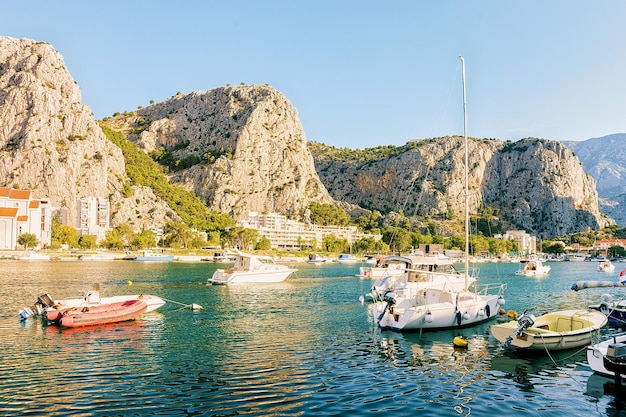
left=600, top=293, right=614, bottom=315
left=504, top=311, right=536, bottom=347
left=377, top=292, right=397, bottom=322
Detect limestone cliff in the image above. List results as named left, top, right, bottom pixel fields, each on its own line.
left=101, top=85, right=334, bottom=220
left=0, top=37, right=176, bottom=228
left=311, top=137, right=611, bottom=238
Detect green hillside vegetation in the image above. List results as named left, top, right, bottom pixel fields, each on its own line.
left=100, top=124, right=235, bottom=233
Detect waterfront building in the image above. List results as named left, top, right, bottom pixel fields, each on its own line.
left=497, top=230, right=537, bottom=255
left=76, top=197, right=110, bottom=243
left=0, top=187, right=51, bottom=250
left=239, top=211, right=381, bottom=251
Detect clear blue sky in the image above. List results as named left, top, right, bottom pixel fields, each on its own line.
left=3, top=1, right=625, bottom=149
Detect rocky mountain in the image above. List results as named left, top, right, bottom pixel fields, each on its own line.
left=100, top=85, right=334, bottom=220
left=310, top=137, right=611, bottom=238
left=565, top=134, right=626, bottom=226
left=0, top=37, right=178, bottom=228
left=1, top=35, right=615, bottom=239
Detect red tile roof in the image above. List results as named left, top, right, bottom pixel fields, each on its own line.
left=9, top=189, right=31, bottom=200
left=0, top=207, right=18, bottom=217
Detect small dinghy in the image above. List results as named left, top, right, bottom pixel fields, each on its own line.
left=47, top=299, right=147, bottom=328
left=490, top=309, right=607, bottom=351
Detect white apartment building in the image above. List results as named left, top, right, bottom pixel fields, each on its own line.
left=498, top=230, right=537, bottom=254
left=76, top=197, right=110, bottom=243
left=239, top=211, right=381, bottom=250
left=0, top=187, right=52, bottom=250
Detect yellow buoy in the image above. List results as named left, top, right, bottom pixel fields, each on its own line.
left=453, top=335, right=468, bottom=348
left=507, top=310, right=518, bottom=320
left=128, top=280, right=133, bottom=286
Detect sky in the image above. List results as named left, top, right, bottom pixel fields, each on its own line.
left=2, top=1, right=625, bottom=149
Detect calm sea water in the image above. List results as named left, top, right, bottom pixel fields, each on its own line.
left=1, top=259, right=626, bottom=416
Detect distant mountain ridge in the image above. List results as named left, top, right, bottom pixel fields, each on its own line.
left=0, top=35, right=619, bottom=239
left=565, top=133, right=626, bottom=226
left=309, top=137, right=610, bottom=238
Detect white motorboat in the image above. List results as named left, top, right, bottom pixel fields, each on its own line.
left=598, top=260, right=616, bottom=272
left=359, top=255, right=412, bottom=279
left=374, top=57, right=507, bottom=332
left=12, top=250, right=50, bottom=261
left=364, top=254, right=477, bottom=302
left=135, top=249, right=174, bottom=262
left=337, top=254, right=359, bottom=264
left=491, top=310, right=607, bottom=351
left=587, top=332, right=626, bottom=378
left=208, top=251, right=297, bottom=284
left=515, top=258, right=551, bottom=277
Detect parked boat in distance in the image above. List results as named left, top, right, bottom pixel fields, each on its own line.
left=337, top=254, right=359, bottom=264
left=359, top=255, right=411, bottom=279
left=135, top=249, right=174, bottom=262
left=208, top=251, right=297, bottom=284
left=48, top=299, right=147, bottom=328
left=491, top=309, right=607, bottom=351
left=515, top=258, right=551, bottom=277
left=307, top=254, right=327, bottom=263
left=12, top=250, right=50, bottom=261
left=598, top=260, right=616, bottom=272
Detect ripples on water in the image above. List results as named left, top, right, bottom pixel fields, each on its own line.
left=1, top=260, right=626, bottom=416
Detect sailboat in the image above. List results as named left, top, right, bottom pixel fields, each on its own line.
left=375, top=56, right=506, bottom=331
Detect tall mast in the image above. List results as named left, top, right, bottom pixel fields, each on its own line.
left=460, top=56, right=469, bottom=288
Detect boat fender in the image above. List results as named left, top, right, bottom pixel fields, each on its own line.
left=453, top=335, right=468, bottom=348
left=485, top=304, right=491, bottom=318
left=456, top=311, right=462, bottom=325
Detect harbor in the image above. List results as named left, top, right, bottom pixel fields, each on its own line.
left=2, top=259, right=626, bottom=416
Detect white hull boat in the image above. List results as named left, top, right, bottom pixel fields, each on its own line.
left=19, top=285, right=165, bottom=319
left=208, top=251, right=297, bottom=284
left=374, top=57, right=507, bottom=332
left=359, top=255, right=412, bottom=279
left=491, top=310, right=607, bottom=351
left=587, top=333, right=626, bottom=378
left=515, top=259, right=551, bottom=277
left=598, top=260, right=616, bottom=272
left=376, top=286, right=505, bottom=331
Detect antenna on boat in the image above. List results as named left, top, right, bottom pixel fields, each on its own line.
left=460, top=55, right=469, bottom=290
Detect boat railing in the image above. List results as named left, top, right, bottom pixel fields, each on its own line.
left=469, top=282, right=507, bottom=296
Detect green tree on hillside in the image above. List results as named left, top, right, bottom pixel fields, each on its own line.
left=309, top=202, right=350, bottom=226
left=100, top=124, right=235, bottom=233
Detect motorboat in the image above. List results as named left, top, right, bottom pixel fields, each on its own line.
left=566, top=253, right=587, bottom=262
left=359, top=255, right=412, bottom=279
left=364, top=254, right=478, bottom=303
left=598, top=260, right=616, bottom=272
left=19, top=284, right=166, bottom=319
left=47, top=299, right=147, bottom=328
left=490, top=310, right=607, bottom=351
left=587, top=332, right=626, bottom=379
left=515, top=258, right=551, bottom=277
left=208, top=251, right=297, bottom=284
left=135, top=249, right=174, bottom=262
left=78, top=252, right=116, bottom=261
left=337, top=254, right=359, bottom=264
left=373, top=57, right=507, bottom=332
left=12, top=250, right=50, bottom=261
left=307, top=254, right=327, bottom=263
left=571, top=281, right=626, bottom=326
